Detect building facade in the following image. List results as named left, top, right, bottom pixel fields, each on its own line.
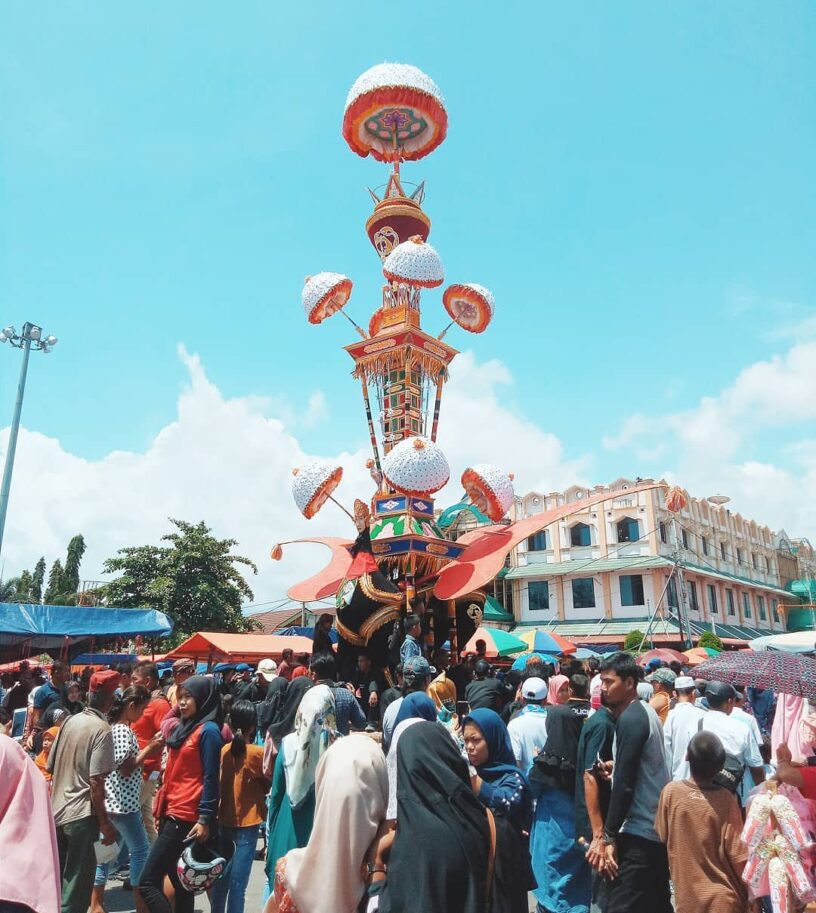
left=501, top=479, right=798, bottom=646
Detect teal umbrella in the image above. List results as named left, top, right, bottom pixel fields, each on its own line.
left=463, top=626, right=527, bottom=658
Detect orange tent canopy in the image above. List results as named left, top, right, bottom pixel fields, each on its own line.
left=163, top=632, right=314, bottom=664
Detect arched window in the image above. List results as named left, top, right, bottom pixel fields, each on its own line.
left=616, top=517, right=639, bottom=543
left=570, top=523, right=591, bottom=547
left=526, top=531, right=548, bottom=551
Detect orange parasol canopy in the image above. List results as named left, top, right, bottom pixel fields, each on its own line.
left=163, top=632, right=314, bottom=664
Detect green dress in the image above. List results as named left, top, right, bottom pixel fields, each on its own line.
left=264, top=739, right=316, bottom=887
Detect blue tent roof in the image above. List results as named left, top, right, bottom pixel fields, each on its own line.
left=0, top=603, right=173, bottom=662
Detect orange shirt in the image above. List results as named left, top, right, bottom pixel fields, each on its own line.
left=218, top=743, right=268, bottom=828
left=131, top=695, right=171, bottom=776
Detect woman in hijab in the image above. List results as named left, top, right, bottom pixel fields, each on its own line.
left=312, top=613, right=334, bottom=656
left=393, top=691, right=437, bottom=727
left=463, top=709, right=532, bottom=834
left=34, top=726, right=60, bottom=784
left=380, top=722, right=491, bottom=913
left=529, top=674, right=592, bottom=913
left=139, top=675, right=224, bottom=913
left=547, top=674, right=570, bottom=707
left=265, top=735, right=388, bottom=913
left=264, top=685, right=337, bottom=900
left=266, top=676, right=313, bottom=749
left=0, top=734, right=61, bottom=913
left=461, top=710, right=535, bottom=913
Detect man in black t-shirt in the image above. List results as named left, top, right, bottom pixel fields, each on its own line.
left=465, top=659, right=505, bottom=711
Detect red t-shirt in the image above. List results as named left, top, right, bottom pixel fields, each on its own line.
left=131, top=695, right=171, bottom=777
left=798, top=766, right=816, bottom=800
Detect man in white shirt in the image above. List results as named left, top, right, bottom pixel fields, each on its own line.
left=697, top=681, right=765, bottom=792
left=663, top=675, right=706, bottom=780
left=731, top=685, right=766, bottom=803
left=508, top=676, right=548, bottom=772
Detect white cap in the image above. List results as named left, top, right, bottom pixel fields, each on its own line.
left=674, top=675, right=696, bottom=690
left=522, top=676, right=547, bottom=701
left=257, top=658, right=278, bottom=682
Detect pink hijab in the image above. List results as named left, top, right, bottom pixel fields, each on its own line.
left=548, top=674, right=570, bottom=706
left=285, top=735, right=388, bottom=913
left=0, top=734, right=61, bottom=913
left=772, top=694, right=813, bottom=764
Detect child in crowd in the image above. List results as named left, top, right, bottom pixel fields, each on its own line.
left=656, top=730, right=749, bottom=913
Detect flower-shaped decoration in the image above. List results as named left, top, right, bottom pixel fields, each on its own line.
left=382, top=436, right=450, bottom=497
left=665, top=485, right=688, bottom=513
left=343, top=63, right=448, bottom=162
left=442, top=283, right=495, bottom=334
left=292, top=461, right=343, bottom=519
left=302, top=273, right=353, bottom=325
left=368, top=308, right=385, bottom=337
left=461, top=464, right=514, bottom=521
left=382, top=236, right=443, bottom=288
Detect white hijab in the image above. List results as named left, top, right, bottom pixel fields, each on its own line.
left=282, top=684, right=337, bottom=808
left=285, top=735, right=388, bottom=913
left=386, top=717, right=424, bottom=820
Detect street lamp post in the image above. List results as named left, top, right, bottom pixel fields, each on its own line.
left=0, top=322, right=58, bottom=558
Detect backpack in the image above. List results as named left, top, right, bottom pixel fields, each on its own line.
left=697, top=717, right=745, bottom=794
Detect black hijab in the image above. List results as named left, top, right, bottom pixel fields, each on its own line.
left=166, top=675, right=222, bottom=749
left=380, top=722, right=489, bottom=913
left=266, top=676, right=312, bottom=741
left=530, top=698, right=590, bottom=793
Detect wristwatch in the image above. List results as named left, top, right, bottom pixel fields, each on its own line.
left=366, top=862, right=386, bottom=877
left=602, top=833, right=616, bottom=846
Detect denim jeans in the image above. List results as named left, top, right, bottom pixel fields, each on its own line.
left=209, top=824, right=260, bottom=913
left=94, top=810, right=151, bottom=887
left=139, top=817, right=198, bottom=913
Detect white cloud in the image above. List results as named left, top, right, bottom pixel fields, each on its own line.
left=606, top=339, right=816, bottom=539
left=0, top=345, right=587, bottom=606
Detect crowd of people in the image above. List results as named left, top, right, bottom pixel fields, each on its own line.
left=0, top=632, right=811, bottom=913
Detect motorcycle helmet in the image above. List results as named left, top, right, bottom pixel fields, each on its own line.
left=177, top=836, right=235, bottom=894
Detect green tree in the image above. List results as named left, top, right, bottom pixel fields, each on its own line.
left=44, top=560, right=64, bottom=604
left=0, top=577, right=21, bottom=602
left=102, top=519, right=258, bottom=638
left=623, top=629, right=646, bottom=653
left=698, top=630, right=723, bottom=652
left=61, top=534, right=87, bottom=601
left=12, top=570, right=34, bottom=603
left=31, top=557, right=46, bottom=602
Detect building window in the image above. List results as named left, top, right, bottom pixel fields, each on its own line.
left=667, top=576, right=678, bottom=608
left=772, top=599, right=779, bottom=623
left=726, top=590, right=736, bottom=616
left=758, top=596, right=767, bottom=621
left=526, top=531, right=548, bottom=551
left=528, top=581, right=550, bottom=612
left=720, top=542, right=727, bottom=560
left=701, top=536, right=709, bottom=556
left=570, top=523, right=591, bottom=547
left=659, top=522, right=668, bottom=544
left=752, top=553, right=758, bottom=570
left=620, top=574, right=645, bottom=607
left=737, top=548, right=744, bottom=565
left=682, top=529, right=690, bottom=549
left=707, top=584, right=719, bottom=615
left=743, top=593, right=751, bottom=618
left=572, top=577, right=596, bottom=609
left=688, top=581, right=699, bottom=614
left=616, top=517, right=640, bottom=543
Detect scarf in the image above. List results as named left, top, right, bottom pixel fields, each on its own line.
left=380, top=722, right=490, bottom=913
left=0, top=735, right=61, bottom=913
left=282, top=684, right=337, bottom=808
left=34, top=727, right=60, bottom=781
left=285, top=735, right=388, bottom=913
left=267, top=676, right=313, bottom=741
left=165, top=675, right=222, bottom=750
left=463, top=707, right=520, bottom=781
left=386, top=717, right=424, bottom=820
left=531, top=699, right=590, bottom=792
left=394, top=691, right=437, bottom=727
left=547, top=674, right=569, bottom=706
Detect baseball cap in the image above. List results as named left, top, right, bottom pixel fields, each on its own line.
left=403, top=656, right=432, bottom=678
left=648, top=668, right=676, bottom=686
left=705, top=680, right=736, bottom=702
left=235, top=663, right=251, bottom=672
left=521, top=676, right=547, bottom=701
left=89, top=670, right=121, bottom=694
left=674, top=675, right=696, bottom=690
left=257, top=658, right=278, bottom=682
left=645, top=658, right=662, bottom=670
left=172, top=658, right=196, bottom=674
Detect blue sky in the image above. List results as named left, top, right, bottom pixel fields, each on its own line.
left=1, top=3, right=815, bottom=596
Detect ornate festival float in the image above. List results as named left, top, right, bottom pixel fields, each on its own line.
left=273, top=63, right=661, bottom=678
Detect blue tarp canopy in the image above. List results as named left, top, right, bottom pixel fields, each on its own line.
left=277, top=625, right=338, bottom=644
left=71, top=653, right=138, bottom=666
left=0, top=603, right=173, bottom=662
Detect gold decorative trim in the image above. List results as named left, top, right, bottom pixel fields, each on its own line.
left=335, top=615, right=366, bottom=647
left=359, top=573, right=404, bottom=605
left=360, top=605, right=401, bottom=641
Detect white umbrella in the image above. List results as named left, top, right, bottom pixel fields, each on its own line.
left=749, top=630, right=816, bottom=653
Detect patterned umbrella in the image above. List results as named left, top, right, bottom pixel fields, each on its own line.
left=516, top=628, right=577, bottom=656
left=510, top=652, right=557, bottom=671
left=636, top=648, right=686, bottom=667
left=462, top=626, right=527, bottom=659
left=694, top=650, right=816, bottom=700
